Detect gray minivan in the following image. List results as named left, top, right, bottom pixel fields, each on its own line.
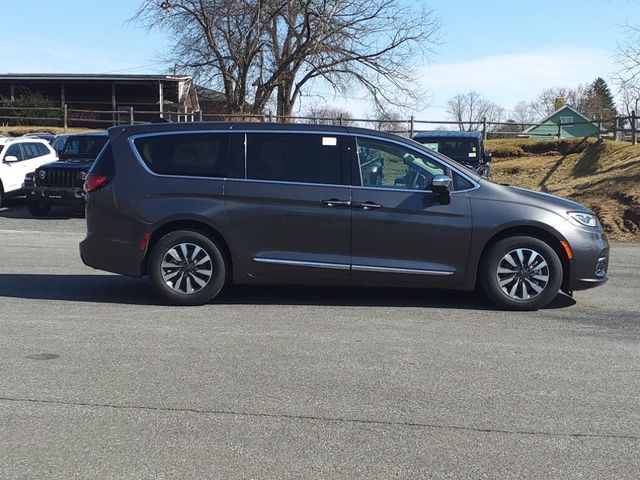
left=80, top=123, right=608, bottom=310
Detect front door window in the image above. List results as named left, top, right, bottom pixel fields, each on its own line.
left=356, top=138, right=444, bottom=190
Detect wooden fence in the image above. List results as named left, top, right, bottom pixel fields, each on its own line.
left=1, top=104, right=638, bottom=144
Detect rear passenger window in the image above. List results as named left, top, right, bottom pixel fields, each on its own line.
left=134, top=133, right=228, bottom=177
left=247, top=134, right=343, bottom=185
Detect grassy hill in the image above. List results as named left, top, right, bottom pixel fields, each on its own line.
left=487, top=138, right=640, bottom=241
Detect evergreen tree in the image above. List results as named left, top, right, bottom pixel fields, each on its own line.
left=587, top=78, right=618, bottom=130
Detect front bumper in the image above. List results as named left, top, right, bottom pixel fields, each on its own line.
left=562, top=224, right=610, bottom=291
left=24, top=183, right=86, bottom=208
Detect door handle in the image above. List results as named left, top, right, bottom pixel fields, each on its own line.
left=353, top=201, right=383, bottom=210
left=321, top=199, right=351, bottom=208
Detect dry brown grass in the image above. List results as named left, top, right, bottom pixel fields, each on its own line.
left=487, top=138, right=640, bottom=241
left=0, top=126, right=96, bottom=136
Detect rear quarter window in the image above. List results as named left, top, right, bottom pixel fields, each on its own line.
left=134, top=133, right=228, bottom=178
left=90, top=143, right=115, bottom=176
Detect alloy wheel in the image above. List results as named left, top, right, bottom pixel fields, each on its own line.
left=160, top=242, right=213, bottom=294
left=496, top=248, right=550, bottom=300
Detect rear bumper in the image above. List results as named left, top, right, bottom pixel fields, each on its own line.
left=80, top=230, right=144, bottom=277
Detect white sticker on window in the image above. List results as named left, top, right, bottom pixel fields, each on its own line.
left=468, top=152, right=477, bottom=157
left=322, top=137, right=337, bottom=146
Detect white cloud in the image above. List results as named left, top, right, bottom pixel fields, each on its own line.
left=418, top=46, right=615, bottom=118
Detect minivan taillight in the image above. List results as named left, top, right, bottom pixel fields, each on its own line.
left=83, top=174, right=110, bottom=192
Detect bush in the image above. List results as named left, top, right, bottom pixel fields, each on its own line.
left=0, top=93, right=61, bottom=127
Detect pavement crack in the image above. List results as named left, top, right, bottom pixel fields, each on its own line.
left=1, top=395, right=638, bottom=441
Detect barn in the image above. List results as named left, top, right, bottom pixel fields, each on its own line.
left=0, top=73, right=218, bottom=125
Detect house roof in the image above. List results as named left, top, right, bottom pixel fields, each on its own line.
left=0, top=73, right=192, bottom=82
left=523, top=105, right=595, bottom=133
left=195, top=85, right=226, bottom=103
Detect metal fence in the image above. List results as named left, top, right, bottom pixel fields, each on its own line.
left=1, top=104, right=639, bottom=144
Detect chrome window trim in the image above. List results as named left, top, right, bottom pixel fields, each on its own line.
left=226, top=177, right=351, bottom=190
left=352, top=265, right=454, bottom=276
left=253, top=257, right=350, bottom=270
left=125, top=128, right=480, bottom=192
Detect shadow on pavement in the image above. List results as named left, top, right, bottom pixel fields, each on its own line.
left=0, top=273, right=576, bottom=310
left=0, top=198, right=83, bottom=220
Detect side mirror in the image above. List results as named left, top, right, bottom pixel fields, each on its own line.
left=4, top=155, right=18, bottom=163
left=430, top=174, right=451, bottom=194
left=483, top=152, right=492, bottom=163
left=430, top=174, right=452, bottom=205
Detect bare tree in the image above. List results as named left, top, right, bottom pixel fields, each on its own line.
left=133, top=0, right=440, bottom=117
left=511, top=100, right=538, bottom=126
left=616, top=23, right=640, bottom=85
left=618, top=79, right=640, bottom=121
left=369, top=109, right=403, bottom=133
left=531, top=84, right=592, bottom=118
left=304, top=105, right=354, bottom=125
left=446, top=91, right=503, bottom=131
left=616, top=23, right=640, bottom=124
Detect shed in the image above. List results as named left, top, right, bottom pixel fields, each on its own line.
left=524, top=105, right=598, bottom=138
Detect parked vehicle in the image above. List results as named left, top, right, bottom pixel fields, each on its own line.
left=50, top=134, right=71, bottom=155
left=413, top=131, right=491, bottom=178
left=22, top=132, right=56, bottom=143
left=0, top=136, right=57, bottom=207
left=80, top=123, right=608, bottom=310
left=24, top=132, right=108, bottom=216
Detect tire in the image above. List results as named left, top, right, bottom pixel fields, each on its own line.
left=148, top=230, right=226, bottom=306
left=480, top=236, right=563, bottom=310
left=0, top=182, right=4, bottom=209
left=27, top=199, right=52, bottom=217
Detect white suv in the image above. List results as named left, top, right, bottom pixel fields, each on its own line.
left=0, top=136, right=57, bottom=206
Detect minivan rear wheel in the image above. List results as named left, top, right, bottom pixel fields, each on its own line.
left=480, top=236, right=563, bottom=310
left=148, top=230, right=226, bottom=306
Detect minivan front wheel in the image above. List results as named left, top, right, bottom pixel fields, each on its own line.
left=148, top=230, right=226, bottom=306
left=480, top=236, right=563, bottom=310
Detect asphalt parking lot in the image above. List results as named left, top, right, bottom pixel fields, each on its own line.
left=1, top=198, right=639, bottom=479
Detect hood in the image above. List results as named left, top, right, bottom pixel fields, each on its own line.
left=487, top=182, right=593, bottom=217
left=38, top=160, right=94, bottom=170
left=57, top=155, right=96, bottom=163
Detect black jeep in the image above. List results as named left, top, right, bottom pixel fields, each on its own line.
left=413, top=131, right=491, bottom=178
left=24, top=132, right=108, bottom=216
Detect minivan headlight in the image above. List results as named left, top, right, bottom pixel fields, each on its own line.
left=568, top=211, right=599, bottom=227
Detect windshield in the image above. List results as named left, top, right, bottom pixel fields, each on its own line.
left=415, top=138, right=480, bottom=164
left=61, top=137, right=108, bottom=159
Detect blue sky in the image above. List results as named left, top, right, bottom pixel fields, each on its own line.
left=3, top=0, right=638, bottom=118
